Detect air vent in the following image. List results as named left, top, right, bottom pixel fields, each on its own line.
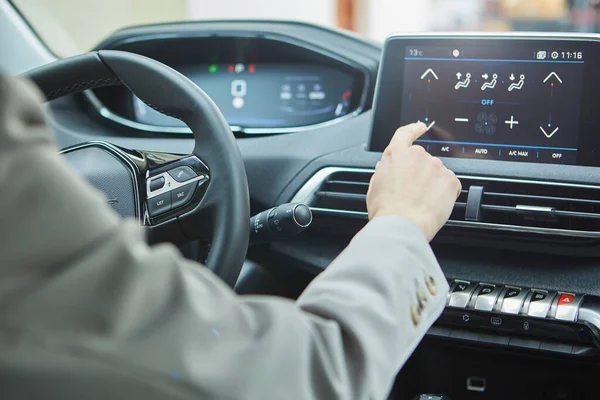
left=291, top=167, right=600, bottom=237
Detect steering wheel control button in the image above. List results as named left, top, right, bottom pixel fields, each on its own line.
left=525, top=290, right=556, bottom=318
left=473, top=284, right=502, bottom=311
left=448, top=281, right=476, bottom=308
left=554, top=293, right=582, bottom=322
left=171, top=181, right=199, bottom=209
left=168, top=166, right=197, bottom=183
left=148, top=192, right=172, bottom=217
left=499, top=287, right=528, bottom=315
left=149, top=176, right=165, bottom=192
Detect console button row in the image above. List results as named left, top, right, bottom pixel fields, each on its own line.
left=447, top=280, right=583, bottom=322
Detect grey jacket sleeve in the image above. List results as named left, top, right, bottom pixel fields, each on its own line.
left=0, top=75, right=449, bottom=400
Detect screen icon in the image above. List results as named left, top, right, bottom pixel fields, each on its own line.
left=454, top=72, right=471, bottom=90
left=536, top=50, right=547, bottom=60
left=234, top=63, right=245, bottom=73
left=420, top=68, right=439, bottom=80
left=475, top=112, right=498, bottom=135
left=508, top=74, right=525, bottom=92
left=480, top=73, right=498, bottom=91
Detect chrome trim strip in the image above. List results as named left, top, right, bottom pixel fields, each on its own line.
left=58, top=141, right=142, bottom=222
left=291, top=166, right=600, bottom=238
left=516, top=205, right=554, bottom=214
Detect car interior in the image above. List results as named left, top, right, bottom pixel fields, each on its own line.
left=5, top=0, right=600, bottom=399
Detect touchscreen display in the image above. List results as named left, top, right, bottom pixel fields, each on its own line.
left=368, top=36, right=597, bottom=166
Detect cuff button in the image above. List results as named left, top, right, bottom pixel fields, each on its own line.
left=410, top=304, right=422, bottom=326
left=417, top=290, right=428, bottom=311
left=426, top=276, right=438, bottom=296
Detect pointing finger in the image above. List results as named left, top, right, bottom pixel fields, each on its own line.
left=388, top=122, right=428, bottom=149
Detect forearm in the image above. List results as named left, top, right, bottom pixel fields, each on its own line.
left=297, top=216, right=449, bottom=399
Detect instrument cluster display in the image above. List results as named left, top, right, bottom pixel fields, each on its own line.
left=133, top=63, right=356, bottom=130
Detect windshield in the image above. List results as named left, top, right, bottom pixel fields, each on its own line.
left=12, top=0, right=600, bottom=57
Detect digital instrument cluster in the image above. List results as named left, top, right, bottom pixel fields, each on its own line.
left=133, top=63, right=356, bottom=130
left=370, top=35, right=600, bottom=167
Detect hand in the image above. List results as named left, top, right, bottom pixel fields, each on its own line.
left=366, top=122, right=461, bottom=241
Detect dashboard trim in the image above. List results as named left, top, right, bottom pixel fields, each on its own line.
left=291, top=166, right=600, bottom=238
left=87, top=31, right=371, bottom=135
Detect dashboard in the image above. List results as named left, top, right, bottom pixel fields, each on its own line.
left=44, top=22, right=600, bottom=393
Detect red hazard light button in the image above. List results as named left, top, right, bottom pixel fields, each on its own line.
left=558, top=293, right=575, bottom=305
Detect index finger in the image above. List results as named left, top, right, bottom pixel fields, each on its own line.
left=388, top=122, right=428, bottom=149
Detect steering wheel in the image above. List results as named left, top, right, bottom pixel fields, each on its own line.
left=23, top=50, right=250, bottom=287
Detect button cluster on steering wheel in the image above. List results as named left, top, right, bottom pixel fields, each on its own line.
left=146, top=166, right=207, bottom=218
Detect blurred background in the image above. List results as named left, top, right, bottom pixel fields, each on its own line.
left=12, top=0, right=600, bottom=57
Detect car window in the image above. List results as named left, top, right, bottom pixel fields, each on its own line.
left=12, top=0, right=600, bottom=57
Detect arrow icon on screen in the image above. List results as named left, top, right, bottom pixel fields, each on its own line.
left=543, top=72, right=563, bottom=84
left=540, top=126, right=559, bottom=138
left=420, top=68, right=439, bottom=80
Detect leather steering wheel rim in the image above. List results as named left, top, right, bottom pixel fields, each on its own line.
left=22, top=50, right=250, bottom=287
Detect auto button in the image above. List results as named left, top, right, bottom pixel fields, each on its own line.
left=171, top=181, right=199, bottom=209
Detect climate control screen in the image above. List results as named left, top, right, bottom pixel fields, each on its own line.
left=369, top=36, right=595, bottom=166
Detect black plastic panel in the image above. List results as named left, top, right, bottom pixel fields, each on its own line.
left=62, top=146, right=137, bottom=218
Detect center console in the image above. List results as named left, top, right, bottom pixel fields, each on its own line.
left=284, top=33, right=600, bottom=398
left=357, top=33, right=600, bottom=399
